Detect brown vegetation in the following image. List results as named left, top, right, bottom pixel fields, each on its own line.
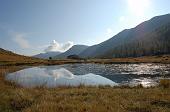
left=0, top=50, right=170, bottom=111
left=1, top=53, right=170, bottom=66
left=160, top=79, right=170, bottom=88
left=1, top=47, right=170, bottom=66
left=0, top=66, right=170, bottom=112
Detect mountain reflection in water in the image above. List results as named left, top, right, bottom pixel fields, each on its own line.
left=6, top=63, right=170, bottom=88
left=6, top=67, right=117, bottom=88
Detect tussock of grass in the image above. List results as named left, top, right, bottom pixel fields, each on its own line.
left=160, top=79, right=170, bottom=88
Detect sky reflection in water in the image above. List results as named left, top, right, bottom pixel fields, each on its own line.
left=6, top=63, right=170, bottom=88
left=6, top=67, right=117, bottom=88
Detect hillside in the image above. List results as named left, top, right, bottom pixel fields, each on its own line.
left=0, top=48, right=42, bottom=65
left=33, top=51, right=61, bottom=59
left=79, top=14, right=170, bottom=58
left=55, top=45, right=89, bottom=59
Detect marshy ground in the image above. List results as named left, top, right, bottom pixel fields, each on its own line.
left=0, top=65, right=170, bottom=112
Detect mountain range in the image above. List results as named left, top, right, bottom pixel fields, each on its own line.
left=2, top=14, right=169, bottom=59
left=79, top=14, right=170, bottom=58
left=34, top=51, right=61, bottom=59
left=54, top=45, right=89, bottom=59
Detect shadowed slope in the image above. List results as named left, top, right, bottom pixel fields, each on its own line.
left=79, top=14, right=170, bottom=58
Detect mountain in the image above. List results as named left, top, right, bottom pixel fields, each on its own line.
left=0, top=48, right=38, bottom=63
left=0, top=48, right=15, bottom=55
left=54, top=45, right=89, bottom=59
left=79, top=14, right=170, bottom=58
left=33, top=51, right=61, bottom=59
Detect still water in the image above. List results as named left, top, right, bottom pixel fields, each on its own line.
left=6, top=63, right=170, bottom=88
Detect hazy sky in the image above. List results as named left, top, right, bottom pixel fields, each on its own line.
left=0, top=0, right=170, bottom=55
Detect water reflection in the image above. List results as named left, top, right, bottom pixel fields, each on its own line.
left=61, top=63, right=170, bottom=76
left=6, top=67, right=117, bottom=88
left=44, top=68, right=74, bottom=79
left=5, top=63, right=170, bottom=88
left=122, top=78, right=159, bottom=87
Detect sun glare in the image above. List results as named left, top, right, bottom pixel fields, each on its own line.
left=128, top=0, right=150, bottom=16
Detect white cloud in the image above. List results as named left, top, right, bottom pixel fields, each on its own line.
left=44, top=40, right=73, bottom=52
left=12, top=33, right=31, bottom=49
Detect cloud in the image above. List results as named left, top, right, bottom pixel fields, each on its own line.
left=44, top=40, right=73, bottom=52
left=12, top=33, right=31, bottom=49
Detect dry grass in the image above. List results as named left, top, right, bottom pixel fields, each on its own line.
left=0, top=66, right=170, bottom=112
left=1, top=53, right=170, bottom=66
left=88, top=55, right=170, bottom=64
left=1, top=85, right=170, bottom=112
left=160, top=79, right=170, bottom=88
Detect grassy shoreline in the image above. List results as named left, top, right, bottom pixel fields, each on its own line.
left=0, top=55, right=170, bottom=66
left=0, top=65, right=170, bottom=112
left=0, top=55, right=170, bottom=112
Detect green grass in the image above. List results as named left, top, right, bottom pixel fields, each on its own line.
left=0, top=66, right=170, bottom=112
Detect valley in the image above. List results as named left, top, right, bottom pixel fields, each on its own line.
left=0, top=6, right=170, bottom=111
